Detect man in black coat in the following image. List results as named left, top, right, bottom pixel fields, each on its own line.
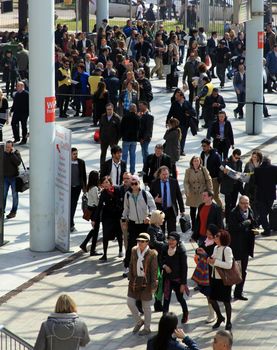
left=192, top=190, right=223, bottom=244
left=229, top=196, right=258, bottom=300
left=71, top=147, right=87, bottom=231
left=77, top=32, right=92, bottom=58
left=138, top=101, right=154, bottom=164
left=104, top=69, right=120, bottom=111
left=204, top=88, right=225, bottom=133
left=143, top=144, right=172, bottom=186
left=10, top=81, right=29, bottom=144
left=150, top=166, right=185, bottom=234
left=101, top=145, right=127, bottom=186
left=200, top=138, right=222, bottom=207
left=220, top=148, right=243, bottom=224
left=166, top=90, right=196, bottom=156
left=254, top=156, right=277, bottom=236
left=137, top=68, right=153, bottom=107
left=215, top=40, right=231, bottom=88
left=207, top=31, right=218, bottom=78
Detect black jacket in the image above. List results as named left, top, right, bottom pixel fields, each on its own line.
left=150, top=178, right=185, bottom=217
left=101, top=159, right=127, bottom=185
left=220, top=156, right=243, bottom=195
left=10, top=90, right=29, bottom=116
left=99, top=113, right=121, bottom=144
left=138, top=77, right=153, bottom=103
left=121, top=112, right=140, bottom=141
left=139, top=111, right=154, bottom=142
left=143, top=153, right=172, bottom=185
left=229, top=205, right=258, bottom=259
left=204, top=94, right=226, bottom=117
left=254, top=161, right=277, bottom=202
left=192, top=202, right=223, bottom=241
left=211, top=119, right=234, bottom=149
left=166, top=100, right=196, bottom=128
left=76, top=158, right=87, bottom=190
left=4, top=150, right=22, bottom=177
left=104, top=76, right=120, bottom=100
left=162, top=242, right=188, bottom=285
left=200, top=148, right=222, bottom=179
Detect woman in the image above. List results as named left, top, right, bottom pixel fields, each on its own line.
left=118, top=81, right=138, bottom=117
left=79, top=171, right=102, bottom=256
left=163, top=117, right=181, bottom=179
left=93, top=176, right=123, bottom=261
left=243, top=150, right=263, bottom=207
left=147, top=312, right=199, bottom=350
left=0, top=88, right=9, bottom=142
left=67, top=33, right=77, bottom=52
left=148, top=210, right=166, bottom=312
left=34, top=294, right=90, bottom=350
left=92, top=81, right=110, bottom=126
left=207, top=230, right=233, bottom=331
left=210, top=111, right=234, bottom=161
left=127, top=232, right=158, bottom=336
left=121, top=71, right=140, bottom=94
left=192, top=224, right=218, bottom=324
left=184, top=156, right=213, bottom=232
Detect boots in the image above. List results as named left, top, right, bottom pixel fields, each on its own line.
left=206, top=303, right=216, bottom=324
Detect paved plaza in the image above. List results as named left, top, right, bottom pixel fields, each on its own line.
left=1, top=71, right=277, bottom=349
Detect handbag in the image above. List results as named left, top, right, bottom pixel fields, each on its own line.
left=82, top=207, right=92, bottom=221
left=215, top=247, right=242, bottom=286
left=15, top=159, right=29, bottom=193
left=192, top=255, right=210, bottom=286
left=93, top=129, right=100, bottom=142
left=179, top=214, right=191, bottom=233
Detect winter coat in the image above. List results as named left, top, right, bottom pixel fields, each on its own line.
left=184, top=167, right=213, bottom=207
left=34, top=313, right=90, bottom=350
left=163, top=128, right=181, bottom=163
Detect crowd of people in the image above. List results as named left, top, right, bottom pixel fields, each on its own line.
left=1, top=5, right=277, bottom=350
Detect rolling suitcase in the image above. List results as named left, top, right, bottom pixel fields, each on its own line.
left=166, top=72, right=178, bottom=90
left=269, top=203, right=277, bottom=230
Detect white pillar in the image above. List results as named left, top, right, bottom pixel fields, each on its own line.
left=199, top=0, right=209, bottom=31
left=245, top=0, right=264, bottom=135
left=29, top=0, right=56, bottom=251
left=96, top=0, right=109, bottom=30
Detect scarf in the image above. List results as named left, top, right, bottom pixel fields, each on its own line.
left=136, top=245, right=149, bottom=277
left=204, top=237, right=214, bottom=247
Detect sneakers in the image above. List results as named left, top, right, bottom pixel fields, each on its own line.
left=6, top=212, right=16, bottom=219
left=132, top=320, right=144, bottom=334
left=138, top=328, right=151, bottom=336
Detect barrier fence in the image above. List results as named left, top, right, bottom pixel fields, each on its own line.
left=0, top=325, right=33, bottom=350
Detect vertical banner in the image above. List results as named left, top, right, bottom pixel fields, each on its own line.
left=0, top=143, right=4, bottom=246
left=45, top=96, right=56, bottom=123
left=55, top=125, right=71, bottom=252
left=257, top=32, right=264, bottom=49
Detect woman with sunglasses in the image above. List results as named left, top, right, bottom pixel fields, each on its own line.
left=207, top=230, right=233, bottom=331
left=122, top=175, right=156, bottom=275
left=92, top=176, right=123, bottom=261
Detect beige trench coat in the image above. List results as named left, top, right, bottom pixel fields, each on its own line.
left=184, top=166, right=213, bottom=207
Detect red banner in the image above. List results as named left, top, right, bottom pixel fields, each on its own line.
left=258, top=32, right=264, bottom=49
left=45, top=96, right=56, bottom=123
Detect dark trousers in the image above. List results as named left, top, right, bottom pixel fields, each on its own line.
left=70, top=186, right=81, bottom=228
left=6, top=79, right=16, bottom=96
left=188, top=81, right=197, bottom=104
left=161, top=207, right=177, bottom=235
left=255, top=199, right=274, bottom=234
left=58, top=85, right=71, bottom=117
left=11, top=113, right=28, bottom=141
left=225, top=189, right=239, bottom=224
left=80, top=207, right=100, bottom=253
left=180, top=125, right=188, bottom=154
left=190, top=207, right=197, bottom=232
left=100, top=141, right=117, bottom=169
left=216, top=63, right=226, bottom=87
left=163, top=279, right=188, bottom=315
left=234, top=91, right=245, bottom=117
left=234, top=255, right=249, bottom=297
left=124, top=221, right=149, bottom=268
left=213, top=140, right=229, bottom=161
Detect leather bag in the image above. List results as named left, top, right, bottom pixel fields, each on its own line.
left=216, top=247, right=242, bottom=286
left=15, top=160, right=29, bottom=193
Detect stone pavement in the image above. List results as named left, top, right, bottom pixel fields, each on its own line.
left=1, top=69, right=277, bottom=349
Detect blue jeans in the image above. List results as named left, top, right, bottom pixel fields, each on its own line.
left=122, top=141, right=137, bottom=175
left=140, top=140, right=150, bottom=165
left=4, top=176, right=19, bottom=213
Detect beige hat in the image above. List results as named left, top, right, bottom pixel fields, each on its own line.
left=136, top=233, right=150, bottom=241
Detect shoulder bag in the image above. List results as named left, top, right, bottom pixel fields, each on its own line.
left=216, top=247, right=242, bottom=286
left=15, top=159, right=29, bottom=193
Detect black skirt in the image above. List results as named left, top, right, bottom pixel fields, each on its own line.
left=210, top=277, right=231, bottom=302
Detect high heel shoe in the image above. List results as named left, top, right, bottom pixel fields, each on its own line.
left=212, top=316, right=225, bottom=329
left=225, top=322, right=232, bottom=331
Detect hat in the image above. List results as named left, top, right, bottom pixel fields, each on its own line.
left=137, top=233, right=150, bottom=241
left=132, top=175, right=140, bottom=182
left=207, top=224, right=219, bottom=236
left=168, top=231, right=180, bottom=242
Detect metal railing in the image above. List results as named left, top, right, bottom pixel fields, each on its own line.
left=0, top=325, right=33, bottom=350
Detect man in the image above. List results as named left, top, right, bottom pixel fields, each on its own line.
left=220, top=149, right=243, bottom=224
left=182, top=51, right=200, bottom=104
left=16, top=43, right=29, bottom=79
left=104, top=68, right=120, bottom=111
left=126, top=30, right=139, bottom=59
left=137, top=68, right=153, bottom=107
left=99, top=103, right=121, bottom=169
left=162, top=231, right=189, bottom=323
left=3, top=49, right=18, bottom=98
left=84, top=53, right=95, bottom=76
left=213, top=330, right=233, bottom=350
left=138, top=101, right=154, bottom=164
left=121, top=104, right=140, bottom=175
left=254, top=156, right=277, bottom=236
left=70, top=148, right=87, bottom=232
left=73, top=63, right=89, bottom=117
left=264, top=23, right=276, bottom=58
left=10, top=81, right=29, bottom=144
left=101, top=145, right=127, bottom=186
left=166, top=89, right=196, bottom=156
left=215, top=40, right=231, bottom=88
left=192, top=190, right=223, bottom=244
left=194, top=76, right=214, bottom=123
left=57, top=57, right=72, bottom=118
left=77, top=32, right=92, bottom=58
left=229, top=195, right=258, bottom=300
left=266, top=44, right=277, bottom=92
left=119, top=172, right=132, bottom=253
left=207, top=31, right=218, bottom=78
left=134, top=36, right=153, bottom=64
left=150, top=166, right=185, bottom=234
left=3, top=140, right=22, bottom=219
left=200, top=139, right=223, bottom=207
left=233, top=63, right=246, bottom=119
left=198, top=27, right=208, bottom=62
left=136, top=0, right=144, bottom=20
left=143, top=144, right=172, bottom=186
left=204, top=88, right=225, bottom=134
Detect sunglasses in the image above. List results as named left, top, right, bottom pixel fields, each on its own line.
left=131, top=182, right=138, bottom=186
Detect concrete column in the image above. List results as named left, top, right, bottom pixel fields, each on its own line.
left=18, top=0, right=28, bottom=31
left=81, top=0, right=90, bottom=33
left=29, top=0, right=56, bottom=251
left=199, top=0, right=210, bottom=32
left=96, top=0, right=109, bottom=30
left=245, top=0, right=264, bottom=135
